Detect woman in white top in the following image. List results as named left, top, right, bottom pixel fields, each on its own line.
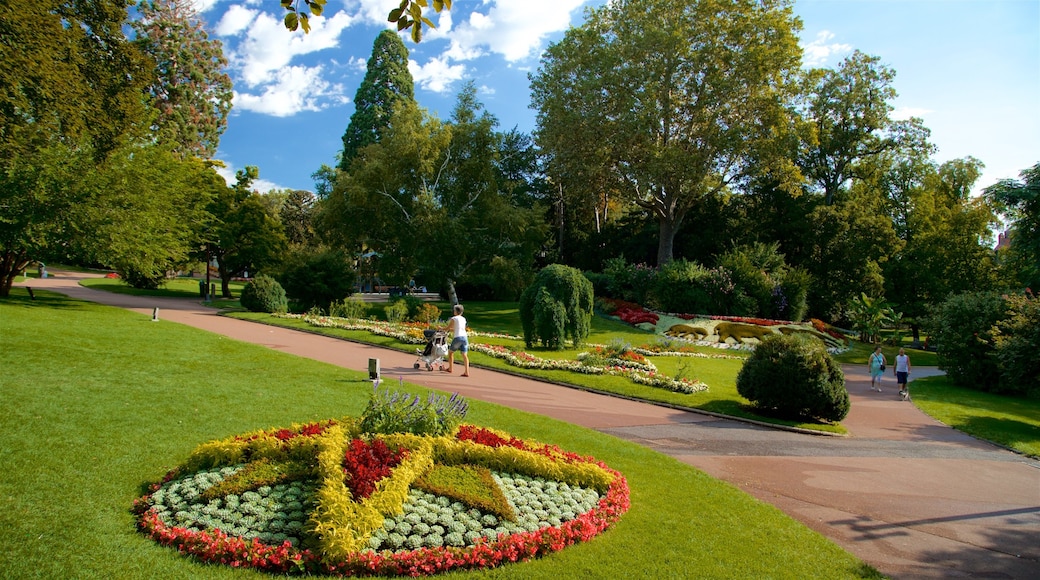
left=894, top=348, right=912, bottom=400
left=445, top=304, right=469, bottom=376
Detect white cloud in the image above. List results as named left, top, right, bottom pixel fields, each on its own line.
left=234, top=65, right=349, bottom=116
left=226, top=11, right=356, bottom=87
left=891, top=106, right=934, bottom=121
left=190, top=0, right=222, bottom=14
left=800, top=30, right=852, bottom=67
left=409, top=56, right=467, bottom=93
left=214, top=5, right=257, bottom=36
left=445, top=0, right=585, bottom=63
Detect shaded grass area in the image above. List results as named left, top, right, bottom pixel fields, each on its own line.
left=0, top=288, right=878, bottom=579
left=230, top=307, right=846, bottom=434
left=910, top=375, right=1040, bottom=458
left=832, top=340, right=938, bottom=367
left=80, top=276, right=245, bottom=308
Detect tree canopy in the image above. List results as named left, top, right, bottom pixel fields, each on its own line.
left=339, top=30, right=415, bottom=172
left=531, top=0, right=803, bottom=266
left=131, top=0, right=233, bottom=159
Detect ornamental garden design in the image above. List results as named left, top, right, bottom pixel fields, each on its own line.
left=134, top=387, right=630, bottom=576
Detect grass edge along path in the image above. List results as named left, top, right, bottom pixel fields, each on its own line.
left=0, top=288, right=879, bottom=579
left=228, top=310, right=847, bottom=436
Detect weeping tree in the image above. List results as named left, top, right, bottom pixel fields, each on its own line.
left=519, top=264, right=594, bottom=350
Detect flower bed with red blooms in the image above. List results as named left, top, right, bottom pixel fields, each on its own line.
left=135, top=420, right=629, bottom=576
left=599, top=297, right=660, bottom=326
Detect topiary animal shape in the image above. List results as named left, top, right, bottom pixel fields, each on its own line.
left=714, top=321, right=777, bottom=343
left=664, top=324, right=710, bottom=340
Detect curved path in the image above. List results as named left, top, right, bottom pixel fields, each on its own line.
left=19, top=273, right=1040, bottom=579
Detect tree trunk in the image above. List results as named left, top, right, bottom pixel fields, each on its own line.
left=656, top=215, right=678, bottom=266
left=0, top=251, right=30, bottom=298
left=218, top=261, right=232, bottom=298
left=445, top=278, right=459, bottom=306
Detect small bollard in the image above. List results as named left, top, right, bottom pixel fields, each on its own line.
left=152, top=307, right=159, bottom=322
left=368, top=358, right=380, bottom=380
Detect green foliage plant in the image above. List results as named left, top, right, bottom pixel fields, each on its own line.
left=992, top=291, right=1040, bottom=397
left=602, top=256, right=657, bottom=304
left=652, top=259, right=735, bottom=314
left=330, top=296, right=369, bottom=319
left=519, top=264, right=594, bottom=350
left=277, top=248, right=355, bottom=312
left=240, top=274, right=288, bottom=313
left=359, top=382, right=469, bottom=437
left=737, top=334, right=850, bottom=423
left=413, top=302, right=441, bottom=324
left=847, top=292, right=899, bottom=344
left=928, top=291, right=1007, bottom=392
left=413, top=463, right=516, bottom=522
left=383, top=299, right=409, bottom=323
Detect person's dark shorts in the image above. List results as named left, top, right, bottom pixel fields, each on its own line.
left=449, top=337, right=469, bottom=353
left=896, top=371, right=908, bottom=385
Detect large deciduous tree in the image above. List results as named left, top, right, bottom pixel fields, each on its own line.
left=131, top=0, right=233, bottom=159
left=338, top=30, right=415, bottom=171
left=531, top=0, right=802, bottom=266
left=0, top=0, right=153, bottom=296
left=986, top=163, right=1040, bottom=290
left=207, top=167, right=288, bottom=297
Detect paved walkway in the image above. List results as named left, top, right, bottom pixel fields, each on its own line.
left=19, top=273, right=1040, bottom=579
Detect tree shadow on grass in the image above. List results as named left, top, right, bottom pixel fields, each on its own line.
left=3, top=287, right=97, bottom=311
left=953, top=415, right=1040, bottom=457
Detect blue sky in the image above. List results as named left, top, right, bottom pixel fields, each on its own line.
left=194, top=0, right=1039, bottom=195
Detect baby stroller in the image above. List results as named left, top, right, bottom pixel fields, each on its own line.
left=414, top=330, right=448, bottom=371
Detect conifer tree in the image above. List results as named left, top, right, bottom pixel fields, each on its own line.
left=338, top=30, right=415, bottom=171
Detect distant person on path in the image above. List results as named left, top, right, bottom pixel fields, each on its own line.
left=868, top=346, right=887, bottom=392
left=895, top=348, right=912, bottom=400
left=445, top=304, right=469, bottom=376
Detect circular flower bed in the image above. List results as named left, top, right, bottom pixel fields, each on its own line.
left=134, top=420, right=629, bottom=576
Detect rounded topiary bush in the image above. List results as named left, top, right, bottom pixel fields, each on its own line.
left=736, top=334, right=849, bottom=422
left=519, top=264, right=594, bottom=350
left=241, top=274, right=288, bottom=313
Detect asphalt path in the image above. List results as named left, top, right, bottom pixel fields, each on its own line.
left=18, top=273, right=1040, bottom=579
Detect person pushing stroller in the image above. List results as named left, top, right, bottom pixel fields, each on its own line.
left=444, top=304, right=470, bottom=376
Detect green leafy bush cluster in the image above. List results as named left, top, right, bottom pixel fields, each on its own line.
left=359, top=384, right=469, bottom=436
left=277, top=248, right=355, bottom=312
left=519, top=264, right=594, bottom=350
left=383, top=300, right=409, bottom=324
left=930, top=290, right=1039, bottom=396
left=601, top=244, right=809, bottom=321
left=329, top=296, right=369, bottom=319
left=736, top=334, right=849, bottom=422
left=241, top=274, right=288, bottom=313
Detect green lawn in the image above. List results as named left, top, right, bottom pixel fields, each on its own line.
left=80, top=275, right=245, bottom=308
left=0, top=288, right=878, bottom=579
left=910, top=375, right=1040, bottom=457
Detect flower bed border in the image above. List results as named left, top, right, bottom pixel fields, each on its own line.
left=135, top=422, right=630, bottom=576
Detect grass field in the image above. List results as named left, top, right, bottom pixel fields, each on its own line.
left=0, top=288, right=879, bottom=578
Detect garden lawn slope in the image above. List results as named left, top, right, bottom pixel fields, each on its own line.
left=0, top=289, right=877, bottom=579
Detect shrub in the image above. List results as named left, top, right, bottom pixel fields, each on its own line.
left=651, top=259, right=737, bottom=315
left=736, top=334, right=849, bottom=422
left=329, top=296, right=369, bottom=319
left=413, top=303, right=441, bottom=324
left=992, top=291, right=1040, bottom=397
left=118, top=264, right=167, bottom=290
left=240, top=275, right=288, bottom=313
left=384, top=300, right=409, bottom=323
left=519, top=264, right=594, bottom=350
left=602, top=257, right=656, bottom=304
left=276, top=248, right=356, bottom=312
left=359, top=384, right=469, bottom=436
left=928, top=291, right=1006, bottom=392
